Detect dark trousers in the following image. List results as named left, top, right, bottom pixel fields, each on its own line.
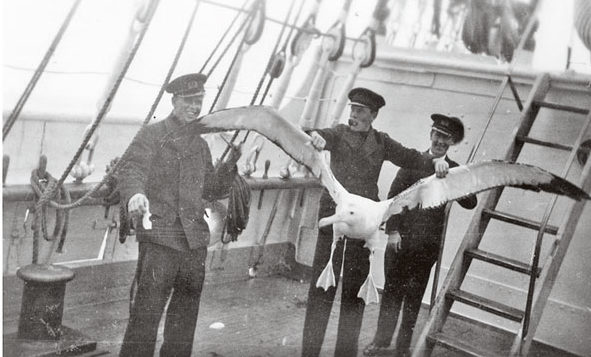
left=302, top=228, right=370, bottom=357
left=372, top=246, right=436, bottom=355
left=120, top=242, right=207, bottom=357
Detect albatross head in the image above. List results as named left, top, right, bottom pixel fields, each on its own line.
left=318, top=194, right=390, bottom=240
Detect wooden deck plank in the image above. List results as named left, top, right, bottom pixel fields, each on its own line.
left=3, top=275, right=575, bottom=356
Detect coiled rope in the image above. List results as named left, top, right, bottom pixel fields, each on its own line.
left=222, top=173, right=252, bottom=243
left=29, top=156, right=72, bottom=263
left=28, top=0, right=161, bottom=264
left=216, top=0, right=303, bottom=243
left=118, top=0, right=255, bottom=242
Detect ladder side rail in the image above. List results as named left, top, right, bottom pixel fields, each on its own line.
left=431, top=73, right=551, bottom=307
left=505, top=73, right=551, bottom=162
left=510, top=157, right=591, bottom=356
left=430, top=73, right=514, bottom=309
left=414, top=72, right=553, bottom=357
left=512, top=110, right=591, bottom=356
left=412, top=187, right=507, bottom=357
left=430, top=69, right=530, bottom=309
left=507, top=76, right=523, bottom=111
left=430, top=1, right=550, bottom=300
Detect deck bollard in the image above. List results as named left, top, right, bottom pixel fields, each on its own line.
left=17, top=264, right=75, bottom=340
left=4, top=264, right=99, bottom=356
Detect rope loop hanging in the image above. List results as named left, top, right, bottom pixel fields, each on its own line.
left=244, top=0, right=266, bottom=45
left=143, top=0, right=203, bottom=125
left=103, top=0, right=204, bottom=233
left=355, top=27, right=376, bottom=69
left=28, top=0, right=161, bottom=214
left=217, top=0, right=300, bottom=157
left=29, top=155, right=71, bottom=263
left=241, top=0, right=306, bottom=176
left=325, top=0, right=352, bottom=61
left=208, top=0, right=266, bottom=114
left=355, top=0, right=389, bottom=69
left=199, top=0, right=251, bottom=75
left=259, top=0, right=306, bottom=99
left=290, top=0, right=322, bottom=57
left=214, top=0, right=301, bottom=243
left=221, top=173, right=251, bottom=243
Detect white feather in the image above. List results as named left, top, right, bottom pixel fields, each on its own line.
left=195, top=106, right=589, bottom=305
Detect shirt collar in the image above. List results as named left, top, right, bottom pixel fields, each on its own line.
left=428, top=149, right=447, bottom=160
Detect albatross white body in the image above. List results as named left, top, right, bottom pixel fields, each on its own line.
left=195, top=105, right=591, bottom=304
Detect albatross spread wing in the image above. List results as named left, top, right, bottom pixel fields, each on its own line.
left=194, top=105, right=347, bottom=201
left=384, top=160, right=590, bottom=222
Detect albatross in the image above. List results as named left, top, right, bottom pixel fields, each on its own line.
left=194, top=105, right=590, bottom=304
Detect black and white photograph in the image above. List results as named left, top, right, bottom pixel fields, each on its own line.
left=3, top=0, right=591, bottom=356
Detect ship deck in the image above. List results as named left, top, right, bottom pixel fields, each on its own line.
left=3, top=270, right=573, bottom=356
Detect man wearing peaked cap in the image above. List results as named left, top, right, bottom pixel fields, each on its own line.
left=348, top=87, right=386, bottom=113
left=165, top=73, right=207, bottom=123
left=118, top=73, right=240, bottom=357
left=430, top=113, right=464, bottom=144
left=165, top=72, right=207, bottom=97
left=342, top=87, right=386, bottom=131
left=302, top=88, right=450, bottom=357
left=364, top=113, right=476, bottom=357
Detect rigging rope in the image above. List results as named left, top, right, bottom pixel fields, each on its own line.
left=200, top=0, right=251, bottom=73
left=212, top=0, right=301, bottom=243
left=206, top=0, right=267, bottom=243
left=201, top=0, right=253, bottom=77
left=221, top=173, right=252, bottom=243
left=24, top=0, right=161, bottom=263
left=3, top=0, right=82, bottom=141
left=25, top=0, right=302, bottom=251
left=29, top=156, right=72, bottom=263
left=143, top=0, right=203, bottom=125
left=103, top=0, right=206, bottom=240
left=257, top=0, right=306, bottom=105
left=207, top=0, right=264, bottom=114
left=27, top=0, right=250, bottom=214
left=55, top=0, right=160, bottom=188
left=31, top=0, right=161, bottom=214
left=218, top=0, right=299, bottom=159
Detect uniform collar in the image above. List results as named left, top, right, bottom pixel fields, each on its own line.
left=341, top=125, right=379, bottom=158
left=161, top=114, right=200, bottom=154
left=428, top=148, right=448, bottom=161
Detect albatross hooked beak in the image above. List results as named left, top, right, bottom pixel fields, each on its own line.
left=318, top=212, right=347, bottom=228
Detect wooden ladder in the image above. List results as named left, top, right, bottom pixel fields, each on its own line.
left=413, top=73, right=591, bottom=357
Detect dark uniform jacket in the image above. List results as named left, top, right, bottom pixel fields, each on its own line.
left=385, top=152, right=477, bottom=256
left=118, top=114, right=235, bottom=251
left=314, top=125, right=437, bottom=218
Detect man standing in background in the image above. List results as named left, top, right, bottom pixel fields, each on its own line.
left=364, top=114, right=477, bottom=357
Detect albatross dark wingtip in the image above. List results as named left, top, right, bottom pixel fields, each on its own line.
left=543, top=175, right=590, bottom=201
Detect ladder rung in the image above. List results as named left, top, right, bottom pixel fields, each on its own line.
left=534, top=100, right=590, bottom=115
left=482, top=208, right=559, bottom=235
left=465, top=249, right=541, bottom=277
left=427, top=332, right=504, bottom=357
left=515, top=135, right=572, bottom=151
left=447, top=288, right=525, bottom=322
